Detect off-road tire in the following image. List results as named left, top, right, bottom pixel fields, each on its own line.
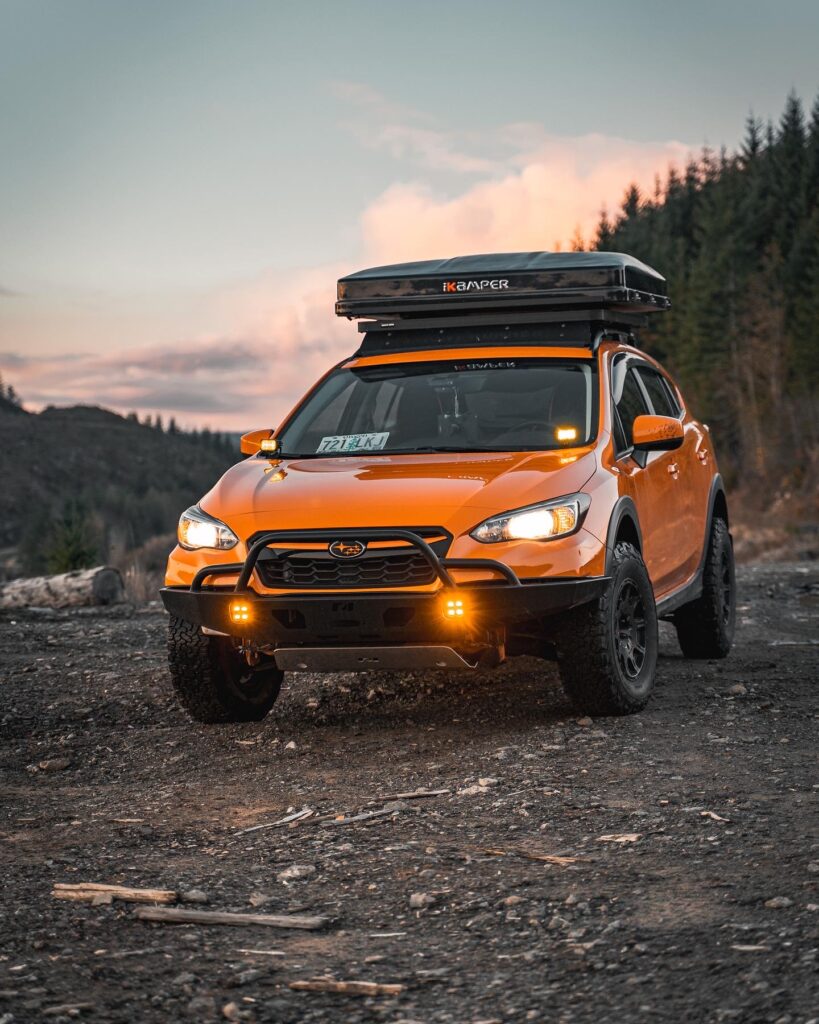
left=674, top=518, right=735, bottom=659
left=167, top=615, right=283, bottom=723
left=554, top=542, right=658, bottom=716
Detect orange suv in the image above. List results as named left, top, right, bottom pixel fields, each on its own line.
left=161, top=252, right=735, bottom=722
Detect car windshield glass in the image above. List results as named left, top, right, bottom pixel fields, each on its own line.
left=277, top=357, right=598, bottom=457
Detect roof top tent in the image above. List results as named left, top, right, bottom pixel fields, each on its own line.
left=335, top=251, right=670, bottom=356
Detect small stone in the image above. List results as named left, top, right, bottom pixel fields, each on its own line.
left=276, top=864, right=315, bottom=882
left=728, top=684, right=747, bottom=696
left=38, top=757, right=71, bottom=773
left=181, top=889, right=209, bottom=904
left=503, top=895, right=524, bottom=906
left=91, top=893, right=114, bottom=906
left=576, top=717, right=593, bottom=728
left=222, top=1002, right=241, bottom=1022
left=477, top=777, right=498, bottom=788
left=764, top=896, right=793, bottom=909
left=186, top=995, right=216, bottom=1019
left=233, top=968, right=263, bottom=986
left=248, top=892, right=273, bottom=908
left=409, top=892, right=436, bottom=909
left=284, top=741, right=297, bottom=750
left=172, top=972, right=196, bottom=987
left=457, top=785, right=486, bottom=796
left=807, top=861, right=819, bottom=875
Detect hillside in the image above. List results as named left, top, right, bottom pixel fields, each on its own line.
left=0, top=402, right=238, bottom=576
left=595, top=90, right=819, bottom=510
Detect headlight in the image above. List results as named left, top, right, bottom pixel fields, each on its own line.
left=178, top=506, right=239, bottom=551
left=470, top=493, right=590, bottom=543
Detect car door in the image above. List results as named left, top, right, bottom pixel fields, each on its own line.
left=634, top=364, right=709, bottom=585
left=610, top=357, right=685, bottom=596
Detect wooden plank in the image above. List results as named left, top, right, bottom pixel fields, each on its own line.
left=53, top=883, right=177, bottom=904
left=290, top=979, right=404, bottom=996
left=134, top=907, right=328, bottom=930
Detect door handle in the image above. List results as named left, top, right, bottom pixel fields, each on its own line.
left=667, top=462, right=679, bottom=476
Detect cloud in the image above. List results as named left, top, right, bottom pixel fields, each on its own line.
left=4, top=87, right=694, bottom=428
left=361, top=133, right=690, bottom=260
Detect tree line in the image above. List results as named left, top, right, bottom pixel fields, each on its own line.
left=589, top=90, right=819, bottom=499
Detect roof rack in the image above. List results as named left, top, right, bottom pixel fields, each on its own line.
left=354, top=309, right=641, bottom=357
left=337, top=251, right=670, bottom=324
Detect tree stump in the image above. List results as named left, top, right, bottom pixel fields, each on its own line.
left=0, top=566, right=125, bottom=609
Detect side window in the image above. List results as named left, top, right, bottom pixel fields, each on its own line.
left=615, top=368, right=650, bottom=449
left=636, top=367, right=680, bottom=418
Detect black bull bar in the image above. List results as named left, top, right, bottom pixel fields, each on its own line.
left=160, top=528, right=609, bottom=646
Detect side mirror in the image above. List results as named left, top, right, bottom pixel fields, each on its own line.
left=240, top=428, right=275, bottom=456
left=632, top=414, right=683, bottom=452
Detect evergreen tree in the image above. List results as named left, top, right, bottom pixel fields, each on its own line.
left=45, top=501, right=99, bottom=573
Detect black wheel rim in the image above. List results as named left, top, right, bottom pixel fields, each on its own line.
left=720, top=551, right=733, bottom=625
left=615, top=580, right=647, bottom=680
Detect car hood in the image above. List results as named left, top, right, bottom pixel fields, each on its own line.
left=202, top=449, right=597, bottom=536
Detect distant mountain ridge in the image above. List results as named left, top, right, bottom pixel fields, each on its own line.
left=0, top=401, right=239, bottom=573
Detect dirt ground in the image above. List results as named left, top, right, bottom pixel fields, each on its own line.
left=1, top=563, right=817, bottom=1024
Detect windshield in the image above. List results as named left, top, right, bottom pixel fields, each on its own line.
left=277, top=357, right=598, bottom=457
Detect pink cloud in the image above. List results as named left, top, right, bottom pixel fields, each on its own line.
left=2, top=91, right=694, bottom=429
left=361, top=133, right=690, bottom=260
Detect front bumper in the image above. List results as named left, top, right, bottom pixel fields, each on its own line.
left=161, top=575, right=608, bottom=646
left=160, top=527, right=608, bottom=648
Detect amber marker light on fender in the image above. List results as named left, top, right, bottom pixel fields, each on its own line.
left=229, top=601, right=252, bottom=624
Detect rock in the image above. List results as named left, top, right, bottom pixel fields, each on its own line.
left=38, top=757, right=71, bottom=773
left=728, top=684, right=747, bottom=695
left=764, top=896, right=793, bottom=909
left=409, top=892, right=436, bottom=909
left=503, top=895, right=524, bottom=906
left=277, top=864, right=316, bottom=882
left=172, top=972, right=196, bottom=987
left=478, top=777, right=498, bottom=788
left=233, top=968, right=264, bottom=986
left=458, top=785, right=485, bottom=796
left=576, top=717, right=593, bottom=727
left=248, top=892, right=273, bottom=907
left=186, top=995, right=217, bottom=1019
left=181, top=889, right=209, bottom=904
left=284, top=741, right=297, bottom=750
left=807, top=861, right=819, bottom=875
left=222, top=1001, right=241, bottom=1021
left=91, top=892, right=114, bottom=906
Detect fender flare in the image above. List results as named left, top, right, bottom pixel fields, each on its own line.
left=604, top=496, right=643, bottom=574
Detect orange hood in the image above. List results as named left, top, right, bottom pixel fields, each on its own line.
left=201, top=450, right=597, bottom=538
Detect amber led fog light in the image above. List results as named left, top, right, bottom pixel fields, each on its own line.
left=442, top=595, right=468, bottom=621
left=229, top=600, right=253, bottom=625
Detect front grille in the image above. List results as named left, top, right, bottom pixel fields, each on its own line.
left=257, top=550, right=437, bottom=590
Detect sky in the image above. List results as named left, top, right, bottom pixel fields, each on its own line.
left=1, top=0, right=817, bottom=430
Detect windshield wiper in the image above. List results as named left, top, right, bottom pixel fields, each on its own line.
left=387, top=446, right=501, bottom=454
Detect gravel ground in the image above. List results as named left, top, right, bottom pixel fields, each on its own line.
left=1, top=563, right=817, bottom=1024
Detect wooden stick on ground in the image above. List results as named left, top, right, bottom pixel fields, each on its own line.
left=134, top=907, right=328, bottom=930
left=290, top=979, right=404, bottom=996
left=53, top=883, right=177, bottom=904
left=473, top=847, right=580, bottom=866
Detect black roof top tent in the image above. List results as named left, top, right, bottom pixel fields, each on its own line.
left=336, top=251, right=670, bottom=356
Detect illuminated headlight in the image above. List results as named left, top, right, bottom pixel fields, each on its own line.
left=178, top=506, right=239, bottom=551
left=471, top=494, right=590, bottom=543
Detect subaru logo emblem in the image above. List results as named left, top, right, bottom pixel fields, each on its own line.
left=329, top=539, right=366, bottom=559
